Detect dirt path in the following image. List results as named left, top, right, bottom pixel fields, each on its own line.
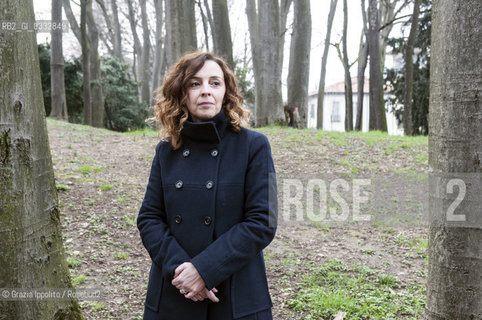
left=47, top=120, right=428, bottom=319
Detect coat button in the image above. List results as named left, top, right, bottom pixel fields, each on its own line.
left=204, top=216, right=212, bottom=226
left=210, top=149, right=218, bottom=157
left=205, top=180, right=214, bottom=189
left=174, top=215, right=182, bottom=224
left=182, top=149, right=190, bottom=157
left=175, top=180, right=183, bottom=189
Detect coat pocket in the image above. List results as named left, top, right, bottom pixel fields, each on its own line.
left=145, top=263, right=164, bottom=313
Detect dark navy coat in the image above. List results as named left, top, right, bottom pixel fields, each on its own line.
left=137, top=110, right=277, bottom=320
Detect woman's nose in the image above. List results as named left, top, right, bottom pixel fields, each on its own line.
left=200, top=83, right=212, bottom=95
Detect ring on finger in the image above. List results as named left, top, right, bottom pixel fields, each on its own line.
left=179, top=289, right=186, bottom=295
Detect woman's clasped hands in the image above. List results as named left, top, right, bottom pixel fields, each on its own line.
left=172, top=262, right=219, bottom=303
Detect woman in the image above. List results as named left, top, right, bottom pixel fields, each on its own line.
left=137, top=51, right=277, bottom=320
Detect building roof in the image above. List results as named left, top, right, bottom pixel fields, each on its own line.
left=309, top=77, right=370, bottom=97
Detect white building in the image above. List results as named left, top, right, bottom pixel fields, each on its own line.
left=307, top=77, right=403, bottom=135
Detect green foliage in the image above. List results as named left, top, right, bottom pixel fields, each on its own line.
left=286, top=260, right=425, bottom=319
left=56, top=183, right=71, bottom=191
left=99, top=183, right=113, bottom=191
left=71, top=274, right=86, bottom=286
left=233, top=57, right=255, bottom=114
left=99, top=56, right=149, bottom=132
left=78, top=165, right=103, bottom=174
left=37, top=44, right=83, bottom=122
left=385, top=0, right=432, bottom=135
left=66, top=257, right=81, bottom=268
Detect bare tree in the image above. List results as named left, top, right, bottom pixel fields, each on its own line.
left=203, top=0, right=215, bottom=48
left=316, top=0, right=338, bottom=129
left=278, top=0, right=293, bottom=85
left=81, top=0, right=92, bottom=125
left=152, top=0, right=165, bottom=100
left=341, top=0, right=353, bottom=131
left=355, top=0, right=369, bottom=131
left=403, top=0, right=421, bottom=135
left=63, top=0, right=81, bottom=40
left=379, top=0, right=410, bottom=72
left=140, top=0, right=151, bottom=105
left=111, top=0, right=123, bottom=60
left=426, top=0, right=482, bottom=318
left=94, top=0, right=115, bottom=56
left=126, top=0, right=142, bottom=84
left=165, top=0, right=197, bottom=66
left=0, top=0, right=84, bottom=318
left=197, top=0, right=211, bottom=50
left=87, top=1, right=104, bottom=127
left=286, top=0, right=311, bottom=128
left=367, top=0, right=387, bottom=131
left=211, top=0, right=234, bottom=69
left=50, top=0, right=68, bottom=120
left=246, top=0, right=284, bottom=126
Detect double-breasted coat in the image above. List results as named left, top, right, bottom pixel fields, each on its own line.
left=137, top=110, right=278, bottom=320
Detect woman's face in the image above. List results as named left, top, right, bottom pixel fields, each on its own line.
left=186, top=60, right=226, bottom=122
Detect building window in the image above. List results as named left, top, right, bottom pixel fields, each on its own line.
left=331, top=101, right=340, bottom=122
left=310, top=104, right=315, bottom=118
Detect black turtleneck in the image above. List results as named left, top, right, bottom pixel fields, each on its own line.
left=181, top=110, right=228, bottom=143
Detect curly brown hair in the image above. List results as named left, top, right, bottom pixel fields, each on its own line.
left=152, top=51, right=250, bottom=149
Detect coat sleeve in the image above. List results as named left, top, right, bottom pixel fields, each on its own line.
left=190, top=133, right=278, bottom=290
left=137, top=142, right=191, bottom=279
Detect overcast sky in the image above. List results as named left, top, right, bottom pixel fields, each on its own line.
left=33, top=0, right=408, bottom=99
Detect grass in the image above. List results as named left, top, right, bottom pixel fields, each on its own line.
left=99, top=182, right=113, bottom=191
left=71, top=274, right=87, bottom=286
left=115, top=252, right=128, bottom=259
left=66, top=257, right=81, bottom=268
left=123, top=127, right=158, bottom=136
left=286, top=260, right=425, bottom=319
left=79, top=164, right=103, bottom=174
left=56, top=183, right=71, bottom=191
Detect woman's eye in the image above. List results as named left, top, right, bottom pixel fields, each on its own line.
left=190, top=82, right=200, bottom=87
left=211, top=81, right=221, bottom=86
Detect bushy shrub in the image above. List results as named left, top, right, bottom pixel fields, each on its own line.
left=38, top=44, right=83, bottom=123
left=99, top=56, right=149, bottom=132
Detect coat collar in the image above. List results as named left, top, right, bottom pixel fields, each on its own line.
left=181, top=110, right=228, bottom=143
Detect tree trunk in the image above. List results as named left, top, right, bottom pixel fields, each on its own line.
left=152, top=0, right=164, bottom=100
left=355, top=0, right=369, bottom=131
left=203, top=0, right=215, bottom=49
left=95, top=0, right=114, bottom=57
left=379, top=0, right=409, bottom=77
left=111, top=0, right=123, bottom=60
left=181, top=0, right=197, bottom=52
left=140, top=0, right=151, bottom=105
left=342, top=0, right=353, bottom=131
left=367, top=0, right=386, bottom=131
left=0, top=0, right=84, bottom=319
left=316, top=0, right=338, bottom=129
left=87, top=1, right=104, bottom=127
left=246, top=0, right=284, bottom=126
left=197, top=0, right=211, bottom=51
left=81, top=0, right=91, bottom=125
left=50, top=0, right=68, bottom=120
left=165, top=0, right=197, bottom=66
left=278, top=0, right=293, bottom=94
left=286, top=0, right=311, bottom=128
left=211, top=0, right=234, bottom=69
left=426, top=0, right=482, bottom=318
left=63, top=0, right=81, bottom=41
left=165, top=0, right=179, bottom=67
left=403, top=0, right=420, bottom=136
left=126, top=0, right=142, bottom=87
